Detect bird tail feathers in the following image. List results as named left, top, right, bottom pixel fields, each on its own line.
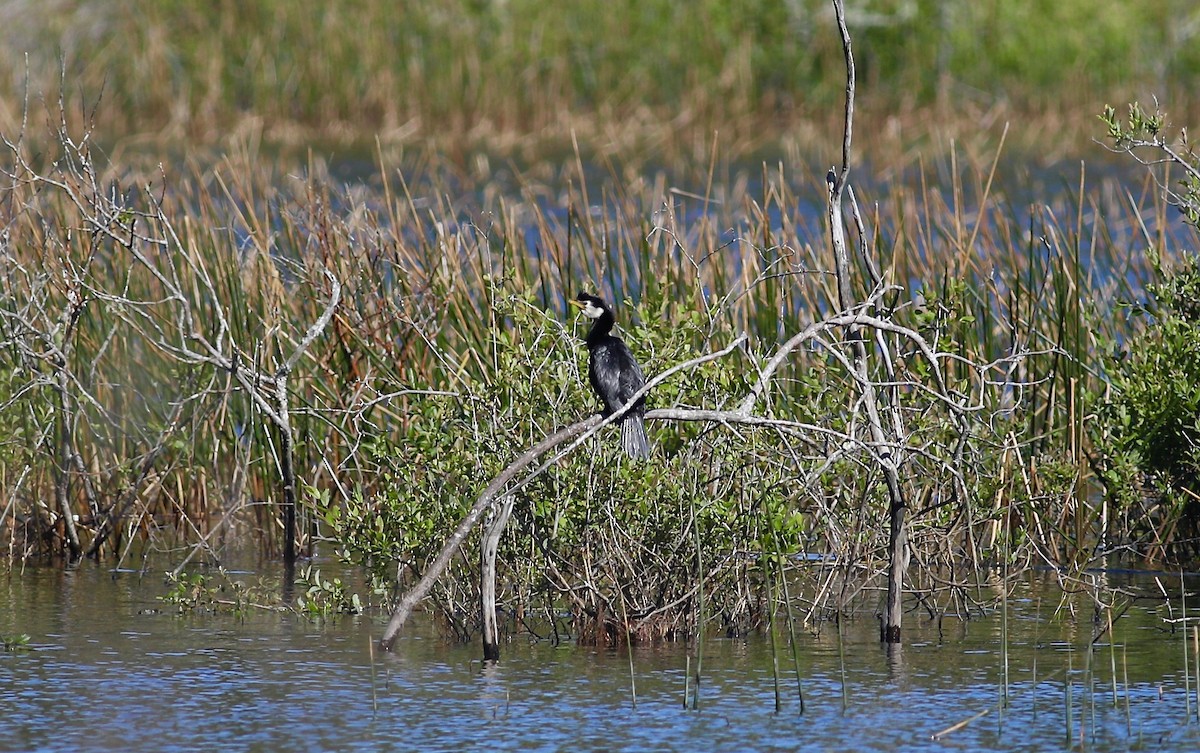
left=621, top=415, right=651, bottom=459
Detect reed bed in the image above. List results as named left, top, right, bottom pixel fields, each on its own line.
left=2, top=2, right=1199, bottom=162
left=0, top=103, right=1192, bottom=641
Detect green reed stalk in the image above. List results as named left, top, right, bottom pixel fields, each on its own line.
left=368, top=634, right=378, bottom=714
left=1122, top=644, right=1131, bottom=736
left=837, top=613, right=848, bottom=713
left=683, top=655, right=690, bottom=710
left=692, top=497, right=704, bottom=711
left=618, top=590, right=637, bottom=709
left=766, top=555, right=782, bottom=713
left=1033, top=591, right=1042, bottom=721
left=1185, top=572, right=1192, bottom=722
left=1065, top=651, right=1073, bottom=747
left=1002, top=496, right=1010, bottom=709
left=1032, top=652, right=1038, bottom=721
left=1086, top=637, right=1095, bottom=746
left=772, top=529, right=804, bottom=713
left=1107, top=607, right=1118, bottom=707
left=1194, top=625, right=1199, bottom=724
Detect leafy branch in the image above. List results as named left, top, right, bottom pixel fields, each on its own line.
left=1101, top=101, right=1200, bottom=227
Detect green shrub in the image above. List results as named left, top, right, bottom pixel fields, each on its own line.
left=1096, top=102, right=1200, bottom=554
left=1093, top=254, right=1200, bottom=549
left=318, top=285, right=807, bottom=641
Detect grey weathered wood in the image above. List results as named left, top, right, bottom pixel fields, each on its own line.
left=827, top=0, right=908, bottom=642
left=480, top=494, right=516, bottom=661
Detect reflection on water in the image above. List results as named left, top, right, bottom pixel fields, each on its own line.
left=4, top=562, right=1200, bottom=752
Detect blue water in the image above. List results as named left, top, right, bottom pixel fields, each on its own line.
left=3, top=562, right=1199, bottom=752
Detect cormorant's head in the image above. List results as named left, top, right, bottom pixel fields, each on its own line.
left=570, top=292, right=608, bottom=319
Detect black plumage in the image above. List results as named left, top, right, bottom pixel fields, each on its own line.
left=571, top=292, right=650, bottom=459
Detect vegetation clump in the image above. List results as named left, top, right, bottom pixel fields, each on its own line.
left=1093, top=103, right=1200, bottom=555
left=1094, top=257, right=1200, bottom=553
left=4, top=58, right=1200, bottom=648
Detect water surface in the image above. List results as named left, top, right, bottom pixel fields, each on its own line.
left=3, top=563, right=1199, bottom=752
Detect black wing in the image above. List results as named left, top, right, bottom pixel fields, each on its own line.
left=614, top=343, right=646, bottom=410
left=589, top=337, right=645, bottom=414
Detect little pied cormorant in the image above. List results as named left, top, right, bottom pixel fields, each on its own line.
left=570, top=293, right=651, bottom=459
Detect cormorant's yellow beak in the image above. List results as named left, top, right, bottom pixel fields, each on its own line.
left=569, top=300, right=584, bottom=309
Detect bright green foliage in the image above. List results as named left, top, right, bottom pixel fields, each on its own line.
left=1094, top=103, right=1200, bottom=550
left=1101, top=102, right=1200, bottom=227
left=1094, top=255, right=1200, bottom=541
left=1100, top=102, right=1166, bottom=146
left=295, top=566, right=363, bottom=617
left=159, top=568, right=280, bottom=616
left=160, top=571, right=223, bottom=613
left=159, top=566, right=364, bottom=618
left=322, top=291, right=577, bottom=574
left=2, top=633, right=32, bottom=651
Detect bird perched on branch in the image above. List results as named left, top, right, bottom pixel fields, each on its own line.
left=570, top=292, right=650, bottom=459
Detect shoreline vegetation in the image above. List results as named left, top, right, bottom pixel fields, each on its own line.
left=2, top=1, right=1200, bottom=648
left=0, top=1, right=1197, bottom=162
